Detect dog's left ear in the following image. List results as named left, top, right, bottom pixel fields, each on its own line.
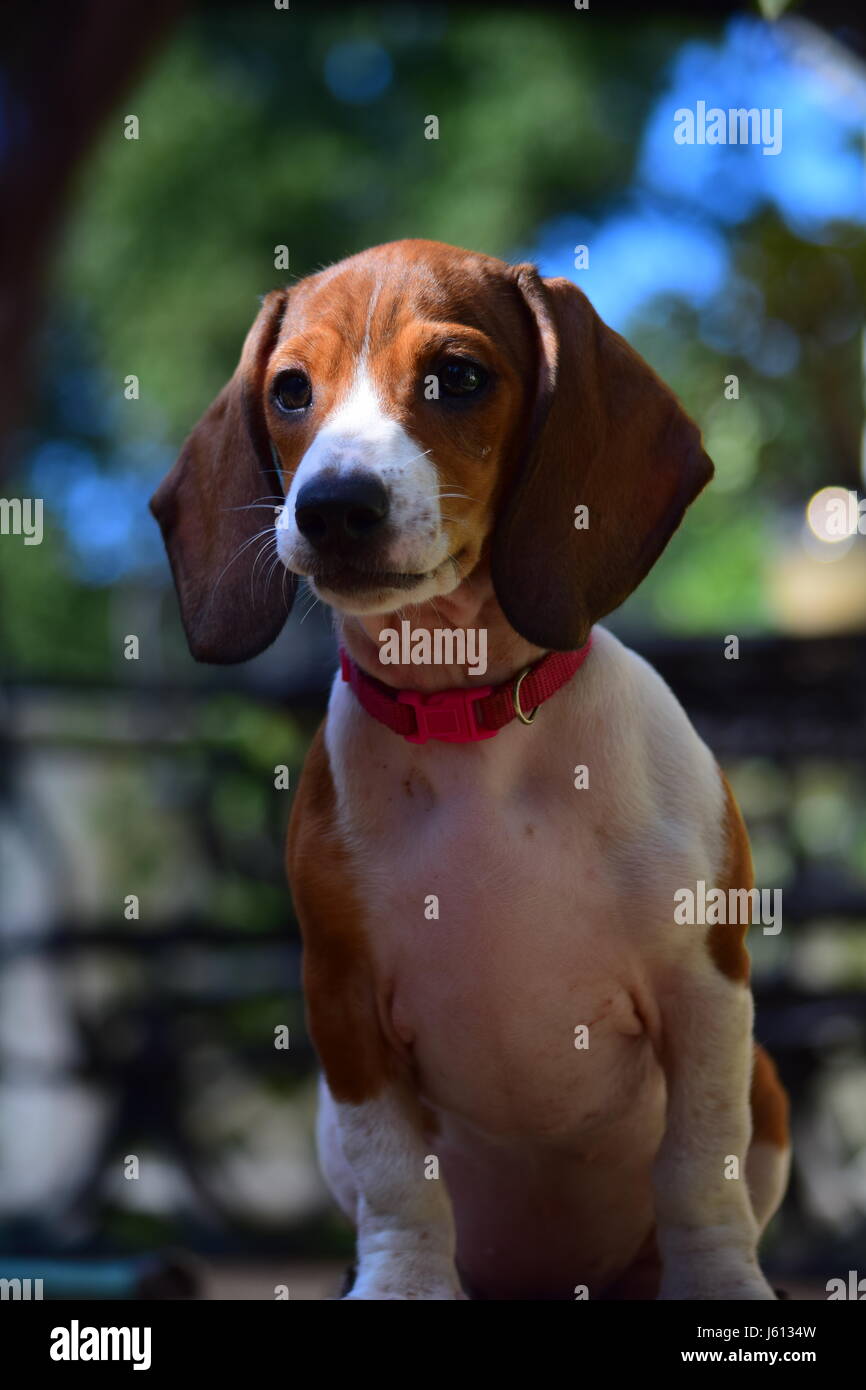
left=150, top=289, right=295, bottom=664
left=492, top=267, right=713, bottom=650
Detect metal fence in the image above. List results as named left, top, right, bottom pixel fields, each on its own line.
left=1, top=631, right=865, bottom=1280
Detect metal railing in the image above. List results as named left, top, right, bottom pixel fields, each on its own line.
left=1, top=632, right=865, bottom=1276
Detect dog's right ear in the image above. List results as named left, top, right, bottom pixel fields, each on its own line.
left=150, top=289, right=296, bottom=664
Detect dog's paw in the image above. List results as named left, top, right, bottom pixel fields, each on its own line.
left=343, top=1281, right=465, bottom=1300
left=342, top=1256, right=465, bottom=1301
left=659, top=1260, right=776, bottom=1301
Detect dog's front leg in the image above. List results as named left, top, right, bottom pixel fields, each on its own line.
left=320, top=1078, right=464, bottom=1301
left=290, top=728, right=463, bottom=1300
left=652, top=964, right=774, bottom=1300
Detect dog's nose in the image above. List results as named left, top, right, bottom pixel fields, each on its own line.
left=295, top=473, right=389, bottom=551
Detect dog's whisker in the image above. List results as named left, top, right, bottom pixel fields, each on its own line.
left=222, top=501, right=286, bottom=514
left=448, top=552, right=471, bottom=589
left=429, top=596, right=447, bottom=626
left=263, top=547, right=286, bottom=597
left=299, top=590, right=322, bottom=626
left=251, top=537, right=279, bottom=604
left=250, top=544, right=278, bottom=606
left=402, top=448, right=433, bottom=468
left=251, top=535, right=278, bottom=589
left=213, top=525, right=277, bottom=595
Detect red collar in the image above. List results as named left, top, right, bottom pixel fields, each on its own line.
left=338, top=636, right=593, bottom=744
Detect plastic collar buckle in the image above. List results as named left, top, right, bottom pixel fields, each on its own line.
left=396, top=684, right=496, bottom=744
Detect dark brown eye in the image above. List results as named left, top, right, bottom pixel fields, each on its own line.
left=272, top=369, right=312, bottom=412
left=439, top=358, right=487, bottom=398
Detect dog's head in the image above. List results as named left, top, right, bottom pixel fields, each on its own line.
left=151, top=239, right=712, bottom=662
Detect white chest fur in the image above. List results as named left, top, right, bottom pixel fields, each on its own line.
left=324, top=626, right=723, bottom=1145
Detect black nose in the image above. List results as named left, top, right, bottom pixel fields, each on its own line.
left=295, top=473, right=389, bottom=551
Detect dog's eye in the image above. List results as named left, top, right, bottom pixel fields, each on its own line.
left=438, top=358, right=487, bottom=398
left=272, top=369, right=312, bottom=412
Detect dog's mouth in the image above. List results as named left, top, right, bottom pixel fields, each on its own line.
left=308, top=562, right=430, bottom=597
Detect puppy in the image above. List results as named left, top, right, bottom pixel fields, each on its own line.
left=152, top=239, right=789, bottom=1300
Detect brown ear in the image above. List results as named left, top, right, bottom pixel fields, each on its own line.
left=150, top=290, right=295, bottom=663
left=492, top=268, right=713, bottom=650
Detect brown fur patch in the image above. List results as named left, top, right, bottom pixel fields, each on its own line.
left=286, top=724, right=392, bottom=1104
left=707, top=769, right=753, bottom=983
left=750, top=1042, right=790, bottom=1149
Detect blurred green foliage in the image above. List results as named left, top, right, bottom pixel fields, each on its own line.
left=59, top=9, right=674, bottom=437
left=0, top=5, right=857, bottom=679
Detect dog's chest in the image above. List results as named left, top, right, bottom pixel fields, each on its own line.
left=334, top=708, right=658, bottom=1140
